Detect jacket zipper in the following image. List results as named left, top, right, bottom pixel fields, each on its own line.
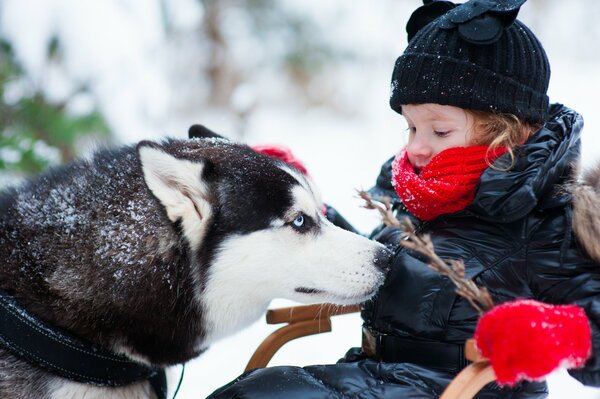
left=368, top=215, right=431, bottom=331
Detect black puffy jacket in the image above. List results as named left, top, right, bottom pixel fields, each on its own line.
left=208, top=104, right=600, bottom=398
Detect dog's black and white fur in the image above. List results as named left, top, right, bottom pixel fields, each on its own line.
left=0, top=134, right=389, bottom=398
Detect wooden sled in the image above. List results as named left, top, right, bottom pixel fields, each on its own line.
left=246, top=303, right=496, bottom=399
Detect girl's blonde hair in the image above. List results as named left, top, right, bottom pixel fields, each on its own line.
left=467, top=110, right=541, bottom=170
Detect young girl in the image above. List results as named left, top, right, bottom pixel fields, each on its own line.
left=209, top=1, right=600, bottom=397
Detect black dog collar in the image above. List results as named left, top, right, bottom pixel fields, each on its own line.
left=0, top=289, right=167, bottom=399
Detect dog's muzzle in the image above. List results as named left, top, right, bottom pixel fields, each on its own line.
left=373, top=247, right=393, bottom=273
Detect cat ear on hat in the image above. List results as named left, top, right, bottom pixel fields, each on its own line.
left=438, top=0, right=527, bottom=45
left=406, top=1, right=456, bottom=42
left=188, top=124, right=225, bottom=140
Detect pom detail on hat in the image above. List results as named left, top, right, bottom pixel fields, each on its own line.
left=438, top=0, right=527, bottom=45
left=406, top=1, right=456, bottom=42
left=474, top=299, right=592, bottom=386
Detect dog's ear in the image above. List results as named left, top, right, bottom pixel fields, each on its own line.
left=137, top=143, right=212, bottom=247
left=188, top=124, right=225, bottom=140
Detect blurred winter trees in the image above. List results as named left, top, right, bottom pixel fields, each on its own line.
left=0, top=0, right=353, bottom=183
left=197, top=0, right=348, bottom=106
left=1, top=0, right=599, bottom=185
left=0, top=37, right=109, bottom=180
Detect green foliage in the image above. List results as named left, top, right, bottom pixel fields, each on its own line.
left=0, top=37, right=110, bottom=179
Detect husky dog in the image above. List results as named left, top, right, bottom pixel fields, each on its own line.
left=0, top=131, right=390, bottom=399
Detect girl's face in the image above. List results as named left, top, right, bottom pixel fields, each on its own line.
left=402, top=103, right=475, bottom=172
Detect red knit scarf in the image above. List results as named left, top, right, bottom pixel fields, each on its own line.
left=391, top=146, right=507, bottom=221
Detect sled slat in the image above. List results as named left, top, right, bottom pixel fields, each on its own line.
left=464, top=338, right=486, bottom=362
left=245, top=318, right=333, bottom=371
left=266, top=303, right=361, bottom=324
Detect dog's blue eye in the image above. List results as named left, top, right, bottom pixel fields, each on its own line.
left=293, top=214, right=304, bottom=227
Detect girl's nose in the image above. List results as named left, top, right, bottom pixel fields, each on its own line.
left=407, top=135, right=432, bottom=160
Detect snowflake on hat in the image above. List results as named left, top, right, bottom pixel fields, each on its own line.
left=474, top=299, right=592, bottom=386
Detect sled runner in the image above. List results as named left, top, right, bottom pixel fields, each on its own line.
left=245, top=303, right=362, bottom=372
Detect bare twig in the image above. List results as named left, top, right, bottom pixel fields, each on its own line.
left=358, top=189, right=494, bottom=314
left=357, top=189, right=401, bottom=228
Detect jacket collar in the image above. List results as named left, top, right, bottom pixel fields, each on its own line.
left=0, top=289, right=167, bottom=398
left=468, top=104, right=582, bottom=222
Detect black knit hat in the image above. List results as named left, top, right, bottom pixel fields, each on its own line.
left=390, top=0, right=550, bottom=124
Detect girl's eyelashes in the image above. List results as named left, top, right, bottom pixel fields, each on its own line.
left=405, top=126, right=450, bottom=137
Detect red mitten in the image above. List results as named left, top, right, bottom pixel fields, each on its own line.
left=251, top=145, right=309, bottom=176
left=474, top=299, right=592, bottom=386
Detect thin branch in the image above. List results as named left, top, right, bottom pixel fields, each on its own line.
left=357, top=189, right=401, bottom=228
left=357, top=189, right=494, bottom=314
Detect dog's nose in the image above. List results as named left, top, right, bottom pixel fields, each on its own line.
left=373, top=247, right=393, bottom=272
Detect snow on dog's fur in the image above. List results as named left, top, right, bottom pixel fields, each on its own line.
left=0, top=134, right=390, bottom=398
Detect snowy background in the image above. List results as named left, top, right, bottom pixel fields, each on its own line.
left=1, top=0, right=600, bottom=398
